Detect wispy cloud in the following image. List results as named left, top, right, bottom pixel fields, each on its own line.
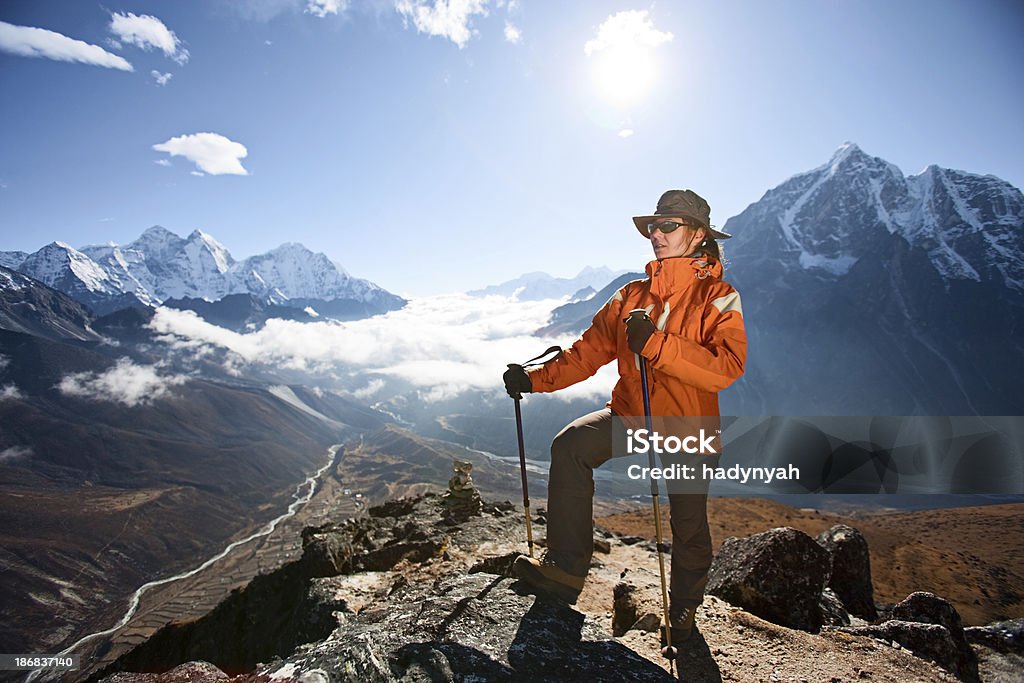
left=151, top=70, right=173, bottom=86
left=149, top=295, right=615, bottom=401
left=0, top=446, right=31, bottom=463
left=0, top=384, right=24, bottom=401
left=503, top=21, right=520, bottom=44
left=153, top=133, right=250, bottom=176
left=155, top=158, right=172, bottom=167
left=109, top=12, right=189, bottom=65
left=618, top=129, right=634, bottom=138
left=0, top=20, right=133, bottom=71
left=57, top=358, right=188, bottom=407
left=583, top=10, right=673, bottom=57
left=306, top=0, right=350, bottom=17
left=394, top=0, right=489, bottom=49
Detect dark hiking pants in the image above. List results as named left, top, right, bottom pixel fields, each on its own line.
left=544, top=407, right=712, bottom=608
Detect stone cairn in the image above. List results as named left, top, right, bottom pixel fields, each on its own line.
left=443, top=459, right=483, bottom=517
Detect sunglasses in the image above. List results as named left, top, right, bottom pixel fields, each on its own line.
left=645, top=220, right=695, bottom=236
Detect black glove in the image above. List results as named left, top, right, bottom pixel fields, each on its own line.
left=625, top=313, right=656, bottom=355
left=503, top=363, right=532, bottom=399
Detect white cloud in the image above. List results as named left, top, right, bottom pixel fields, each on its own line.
left=148, top=295, right=615, bottom=401
left=153, top=133, right=249, bottom=176
left=57, top=358, right=188, bottom=407
left=583, top=10, right=673, bottom=56
left=306, top=0, right=350, bottom=17
left=0, top=20, right=134, bottom=71
left=352, top=378, right=385, bottom=399
left=0, top=446, right=31, bottom=463
left=151, top=70, right=172, bottom=86
left=503, top=21, right=520, bottom=44
left=0, top=354, right=9, bottom=371
left=0, top=384, right=24, bottom=401
left=618, top=129, right=635, bottom=138
left=394, top=0, right=488, bottom=49
left=155, top=158, right=172, bottom=167
left=109, top=12, right=189, bottom=65
left=191, top=171, right=206, bottom=177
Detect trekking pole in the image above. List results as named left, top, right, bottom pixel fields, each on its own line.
left=512, top=392, right=535, bottom=558
left=627, top=309, right=678, bottom=663
left=507, top=345, right=561, bottom=559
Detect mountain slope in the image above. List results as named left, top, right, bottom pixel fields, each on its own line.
left=722, top=143, right=1024, bottom=415
left=0, top=266, right=102, bottom=342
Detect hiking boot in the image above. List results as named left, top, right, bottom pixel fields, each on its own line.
left=513, top=552, right=585, bottom=604
left=660, top=604, right=697, bottom=645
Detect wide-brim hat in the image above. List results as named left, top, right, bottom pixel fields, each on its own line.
left=633, top=189, right=731, bottom=240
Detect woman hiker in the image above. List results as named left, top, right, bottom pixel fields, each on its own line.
left=502, top=189, right=747, bottom=645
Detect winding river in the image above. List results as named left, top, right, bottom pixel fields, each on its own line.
left=27, top=444, right=342, bottom=683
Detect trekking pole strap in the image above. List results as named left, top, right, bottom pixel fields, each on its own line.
left=520, top=345, right=562, bottom=368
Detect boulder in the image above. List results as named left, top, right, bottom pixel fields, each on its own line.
left=816, top=524, right=877, bottom=620
left=707, top=527, right=830, bottom=632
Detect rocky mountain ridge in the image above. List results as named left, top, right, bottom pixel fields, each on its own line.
left=2, top=227, right=406, bottom=318
left=91, top=493, right=1024, bottom=683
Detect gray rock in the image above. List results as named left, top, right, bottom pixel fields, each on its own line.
left=965, top=618, right=1024, bottom=653
left=966, top=619, right=1024, bottom=683
left=834, top=619, right=979, bottom=682
left=258, top=572, right=673, bottom=682
left=819, top=587, right=851, bottom=627
left=707, top=527, right=830, bottom=632
left=816, top=524, right=877, bottom=620
left=101, top=661, right=228, bottom=682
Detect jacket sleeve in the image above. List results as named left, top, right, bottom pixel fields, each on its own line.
left=528, top=289, right=623, bottom=393
left=640, top=286, right=747, bottom=392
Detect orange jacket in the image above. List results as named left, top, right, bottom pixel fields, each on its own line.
left=528, top=256, right=746, bottom=421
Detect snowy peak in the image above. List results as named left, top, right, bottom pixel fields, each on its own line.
left=0, top=251, right=28, bottom=270
left=468, top=266, right=628, bottom=300
left=728, top=143, right=1024, bottom=289
left=9, top=226, right=405, bottom=317
left=19, top=241, right=117, bottom=294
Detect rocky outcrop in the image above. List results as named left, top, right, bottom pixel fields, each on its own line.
left=965, top=619, right=1024, bottom=683
left=706, top=527, right=830, bottom=632
left=835, top=592, right=980, bottom=682
left=817, top=524, right=878, bottom=620
left=257, top=572, right=672, bottom=682
left=97, top=497, right=1011, bottom=683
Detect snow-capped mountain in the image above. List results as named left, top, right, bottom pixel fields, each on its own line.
left=726, top=142, right=1024, bottom=290
left=0, top=251, right=28, bottom=270
left=722, top=143, right=1024, bottom=415
left=0, top=265, right=102, bottom=341
left=468, top=265, right=627, bottom=300
left=233, top=242, right=395, bottom=304
left=11, top=227, right=405, bottom=319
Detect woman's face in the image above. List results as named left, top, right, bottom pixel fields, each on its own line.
left=648, top=218, right=707, bottom=260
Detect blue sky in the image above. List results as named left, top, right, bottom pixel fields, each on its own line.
left=1, top=0, right=1022, bottom=296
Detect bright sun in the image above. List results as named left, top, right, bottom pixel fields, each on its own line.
left=584, top=10, right=674, bottom=110
left=590, top=45, right=660, bottom=108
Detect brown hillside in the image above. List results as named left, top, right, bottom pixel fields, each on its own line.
left=597, top=498, right=1024, bottom=626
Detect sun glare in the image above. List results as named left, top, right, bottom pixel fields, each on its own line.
left=584, top=10, right=674, bottom=110
left=590, top=45, right=659, bottom=108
